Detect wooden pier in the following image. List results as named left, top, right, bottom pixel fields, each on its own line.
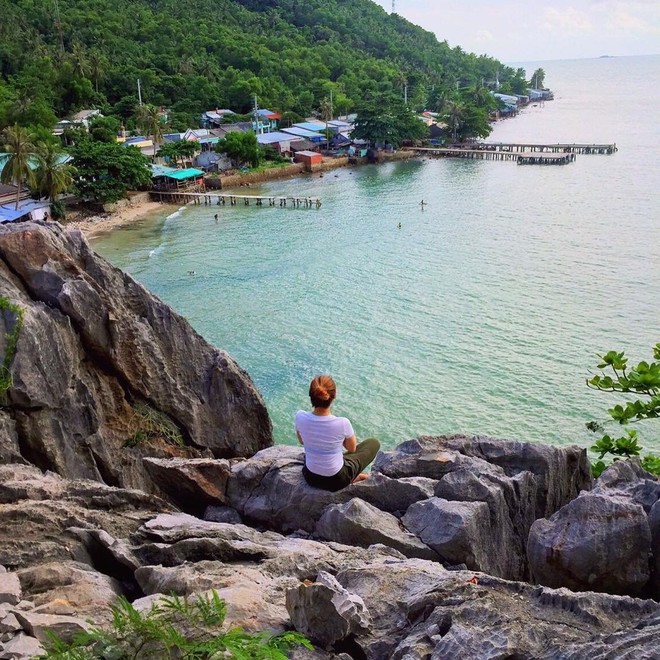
left=517, top=153, right=576, bottom=165
left=408, top=141, right=617, bottom=165
left=471, top=142, right=617, bottom=155
left=410, top=147, right=576, bottom=165
left=151, top=191, right=322, bottom=208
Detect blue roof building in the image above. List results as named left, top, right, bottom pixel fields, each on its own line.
left=281, top=127, right=325, bottom=142
left=0, top=199, right=50, bottom=223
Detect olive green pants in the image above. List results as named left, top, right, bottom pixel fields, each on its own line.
left=303, top=438, right=381, bottom=492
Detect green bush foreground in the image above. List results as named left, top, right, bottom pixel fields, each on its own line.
left=40, top=590, right=311, bottom=660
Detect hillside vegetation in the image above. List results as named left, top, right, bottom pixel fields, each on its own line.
left=0, top=0, right=528, bottom=130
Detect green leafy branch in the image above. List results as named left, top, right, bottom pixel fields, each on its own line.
left=586, top=343, right=660, bottom=478
left=40, top=590, right=312, bottom=659
left=0, top=296, right=23, bottom=403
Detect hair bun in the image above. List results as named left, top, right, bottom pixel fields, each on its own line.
left=309, top=375, right=336, bottom=408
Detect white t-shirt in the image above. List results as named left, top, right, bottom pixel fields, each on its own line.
left=294, top=410, right=354, bottom=477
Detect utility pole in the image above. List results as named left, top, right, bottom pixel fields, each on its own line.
left=253, top=95, right=261, bottom=134
left=392, top=0, right=396, bottom=14
left=404, top=82, right=408, bottom=105
left=137, top=79, right=142, bottom=106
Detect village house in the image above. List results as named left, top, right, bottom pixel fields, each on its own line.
left=256, top=132, right=305, bottom=155
left=0, top=184, right=50, bottom=223
left=281, top=126, right=325, bottom=144
left=256, top=109, right=281, bottom=132
left=150, top=164, right=205, bottom=193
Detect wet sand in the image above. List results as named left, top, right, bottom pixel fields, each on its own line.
left=64, top=200, right=176, bottom=239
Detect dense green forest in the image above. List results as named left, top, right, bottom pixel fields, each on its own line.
left=0, top=0, right=529, bottom=131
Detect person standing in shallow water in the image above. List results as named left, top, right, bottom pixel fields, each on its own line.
left=295, top=375, right=380, bottom=492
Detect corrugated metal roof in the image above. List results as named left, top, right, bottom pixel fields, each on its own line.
left=167, top=168, right=204, bottom=180
left=256, top=132, right=299, bottom=144
left=150, top=164, right=203, bottom=179
left=281, top=127, right=324, bottom=140
left=150, top=164, right=179, bottom=176
left=293, top=121, right=326, bottom=132
left=0, top=199, right=49, bottom=223
left=0, top=153, right=71, bottom=177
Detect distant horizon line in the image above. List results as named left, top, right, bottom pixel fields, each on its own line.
left=502, top=52, right=659, bottom=66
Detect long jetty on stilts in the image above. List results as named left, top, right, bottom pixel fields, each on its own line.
left=407, top=142, right=617, bottom=166
left=151, top=191, right=323, bottom=208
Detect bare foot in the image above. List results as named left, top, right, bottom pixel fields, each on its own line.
left=352, top=472, right=369, bottom=484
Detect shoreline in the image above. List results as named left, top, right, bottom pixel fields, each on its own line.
left=64, top=197, right=179, bottom=239
left=72, top=150, right=416, bottom=239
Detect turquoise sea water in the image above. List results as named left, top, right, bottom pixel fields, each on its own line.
left=92, top=55, right=660, bottom=452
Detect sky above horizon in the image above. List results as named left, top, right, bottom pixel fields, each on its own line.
left=371, top=0, right=660, bottom=62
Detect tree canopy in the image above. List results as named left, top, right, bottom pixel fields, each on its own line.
left=0, top=0, right=532, bottom=134
left=215, top=131, right=262, bottom=168
left=69, top=138, right=151, bottom=203
left=353, top=100, right=428, bottom=146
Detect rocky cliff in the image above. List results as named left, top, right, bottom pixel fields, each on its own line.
left=0, top=221, right=658, bottom=659
left=0, top=221, right=272, bottom=492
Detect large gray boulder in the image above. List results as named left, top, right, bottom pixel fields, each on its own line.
left=402, top=498, right=492, bottom=571
left=286, top=571, right=370, bottom=649
left=374, top=434, right=592, bottom=517
left=0, top=464, right=173, bottom=571
left=16, top=562, right=122, bottom=622
left=225, top=446, right=363, bottom=532
left=0, top=221, right=271, bottom=491
left=650, top=500, right=660, bottom=597
left=434, top=467, right=536, bottom=579
left=290, top=559, right=660, bottom=660
left=528, top=459, right=659, bottom=598
left=315, top=498, right=438, bottom=560
left=367, top=434, right=593, bottom=582
left=0, top=572, right=21, bottom=606
left=142, top=457, right=231, bottom=515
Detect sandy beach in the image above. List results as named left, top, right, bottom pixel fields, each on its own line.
left=63, top=151, right=416, bottom=239
left=64, top=199, right=176, bottom=239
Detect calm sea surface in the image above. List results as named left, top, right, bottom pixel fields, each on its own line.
left=92, top=56, right=660, bottom=452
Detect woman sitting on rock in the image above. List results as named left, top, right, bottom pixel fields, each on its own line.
left=295, top=374, right=380, bottom=492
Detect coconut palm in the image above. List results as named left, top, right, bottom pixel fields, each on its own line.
left=34, top=141, right=76, bottom=206
left=0, top=125, right=38, bottom=210
left=319, top=97, right=333, bottom=151
left=70, top=42, right=91, bottom=80
left=442, top=98, right=467, bottom=143
left=88, top=50, right=108, bottom=94
left=530, top=68, right=546, bottom=89
left=136, top=104, right=168, bottom=157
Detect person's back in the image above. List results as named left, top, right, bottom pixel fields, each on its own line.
left=295, top=375, right=380, bottom=492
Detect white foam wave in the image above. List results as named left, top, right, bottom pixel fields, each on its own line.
left=166, top=206, right=187, bottom=221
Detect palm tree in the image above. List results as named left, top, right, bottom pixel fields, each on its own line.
left=0, top=125, right=37, bottom=210
left=69, top=42, right=91, bottom=80
left=136, top=104, right=168, bottom=158
left=442, top=98, right=466, bottom=143
left=530, top=68, right=546, bottom=89
left=34, top=141, right=76, bottom=206
left=319, top=97, right=333, bottom=151
left=88, top=50, right=108, bottom=94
